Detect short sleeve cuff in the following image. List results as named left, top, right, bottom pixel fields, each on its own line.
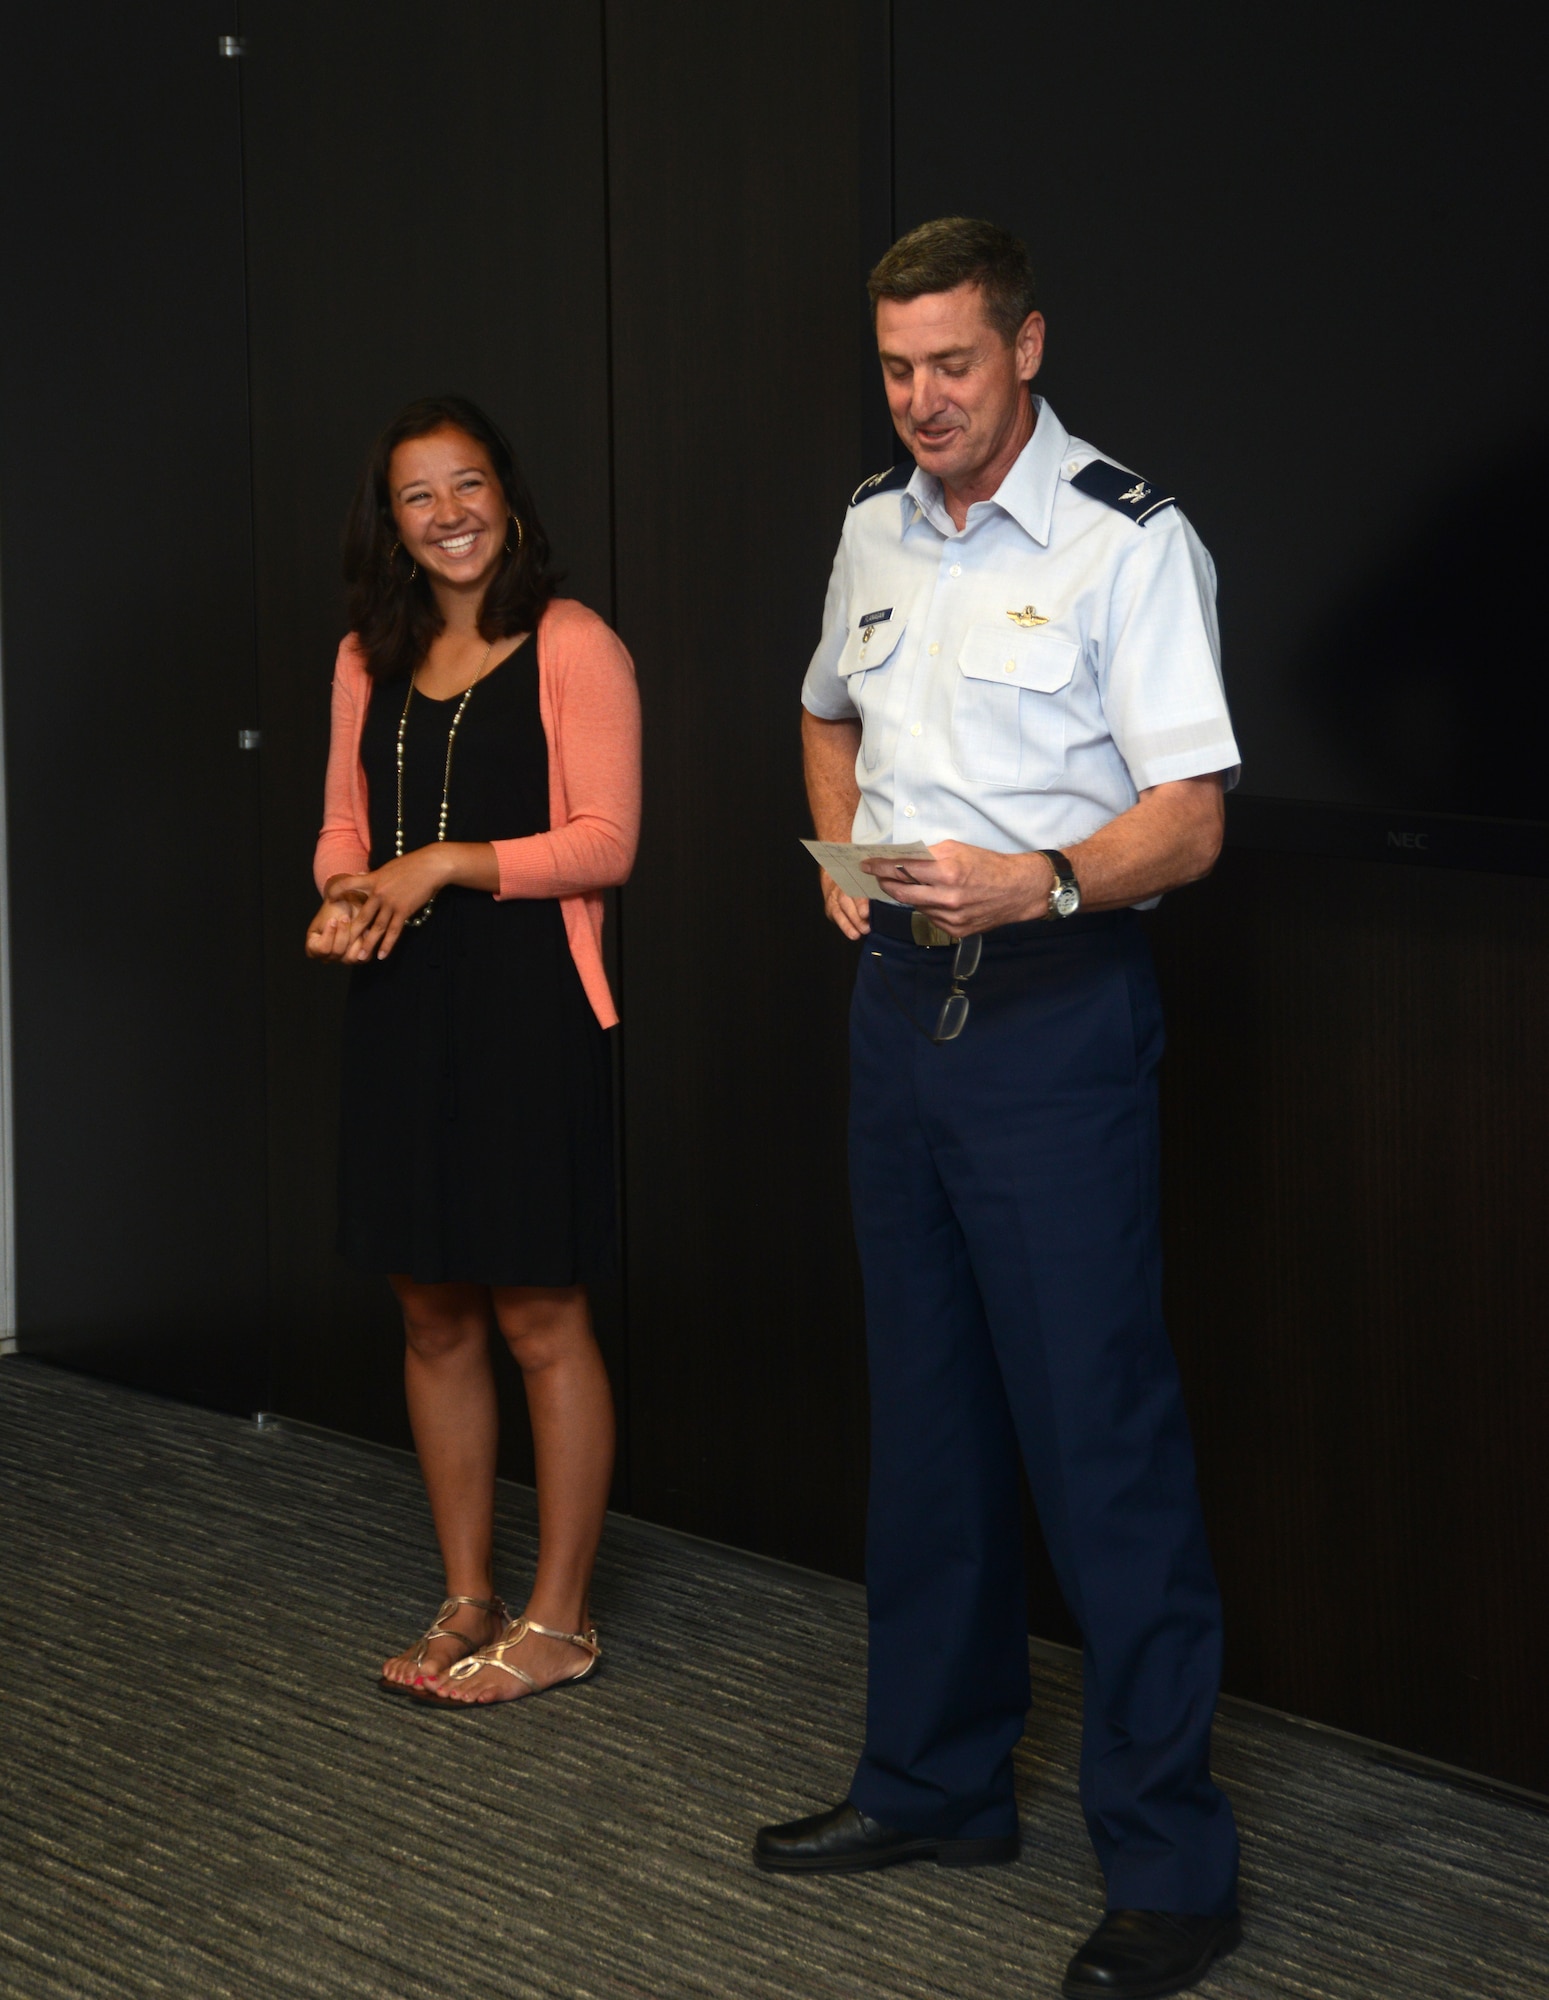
left=1118, top=720, right=1242, bottom=795
left=801, top=686, right=859, bottom=722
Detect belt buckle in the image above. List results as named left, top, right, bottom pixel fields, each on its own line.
left=910, top=912, right=955, bottom=948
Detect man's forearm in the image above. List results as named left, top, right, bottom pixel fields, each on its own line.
left=802, top=708, right=862, bottom=840
left=866, top=773, right=1225, bottom=935
left=1065, top=775, right=1224, bottom=910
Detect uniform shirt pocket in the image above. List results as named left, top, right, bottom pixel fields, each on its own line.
left=838, top=617, right=907, bottom=771
left=952, top=623, right=1080, bottom=788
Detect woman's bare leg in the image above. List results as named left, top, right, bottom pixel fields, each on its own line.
left=436, top=1283, right=614, bottom=1702
left=380, top=1276, right=505, bottom=1688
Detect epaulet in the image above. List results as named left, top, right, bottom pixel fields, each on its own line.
left=849, top=460, right=914, bottom=508
left=1070, top=458, right=1176, bottom=526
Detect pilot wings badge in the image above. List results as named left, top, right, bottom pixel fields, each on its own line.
left=1006, top=605, right=1049, bottom=628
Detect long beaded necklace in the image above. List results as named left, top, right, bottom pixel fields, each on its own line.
left=395, top=637, right=496, bottom=927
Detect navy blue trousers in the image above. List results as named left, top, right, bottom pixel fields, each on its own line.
left=846, top=907, right=1239, bottom=1917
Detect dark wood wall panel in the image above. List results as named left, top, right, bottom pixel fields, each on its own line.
left=605, top=1, right=882, bottom=1571
left=0, top=3, right=268, bottom=1410
left=1150, top=852, right=1549, bottom=1788
left=240, top=2, right=617, bottom=1470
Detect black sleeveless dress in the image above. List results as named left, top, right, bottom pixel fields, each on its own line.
left=336, top=643, right=616, bottom=1286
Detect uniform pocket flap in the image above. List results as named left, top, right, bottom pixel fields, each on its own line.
left=957, top=623, right=1078, bottom=693
left=839, top=616, right=907, bottom=677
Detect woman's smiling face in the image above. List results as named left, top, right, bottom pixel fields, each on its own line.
left=388, top=426, right=509, bottom=596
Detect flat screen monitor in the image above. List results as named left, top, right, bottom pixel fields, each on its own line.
left=891, top=1, right=1547, bottom=870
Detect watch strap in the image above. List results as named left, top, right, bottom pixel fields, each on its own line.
left=1039, top=848, right=1075, bottom=887
left=1038, top=848, right=1080, bottom=916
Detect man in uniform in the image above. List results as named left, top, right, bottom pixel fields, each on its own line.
left=753, top=218, right=1244, bottom=2000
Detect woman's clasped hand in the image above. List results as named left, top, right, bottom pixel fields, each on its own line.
left=304, top=875, right=372, bottom=962
left=306, top=841, right=497, bottom=962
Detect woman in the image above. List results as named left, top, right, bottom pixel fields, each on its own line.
left=306, top=394, right=640, bottom=1707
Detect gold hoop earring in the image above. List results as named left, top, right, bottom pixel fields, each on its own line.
left=505, top=513, right=524, bottom=556
left=388, top=540, right=418, bottom=583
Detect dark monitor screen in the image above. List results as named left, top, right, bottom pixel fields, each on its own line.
left=891, top=1, right=1547, bottom=830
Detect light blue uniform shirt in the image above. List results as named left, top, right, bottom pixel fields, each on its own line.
left=800, top=398, right=1241, bottom=856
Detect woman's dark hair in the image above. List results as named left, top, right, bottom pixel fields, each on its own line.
left=867, top=217, right=1038, bottom=345
left=343, top=393, right=559, bottom=679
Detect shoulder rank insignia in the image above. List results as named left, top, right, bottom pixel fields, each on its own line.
left=850, top=460, right=915, bottom=507
left=1070, top=458, right=1176, bottom=526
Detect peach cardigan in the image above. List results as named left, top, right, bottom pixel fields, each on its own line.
left=313, top=597, right=641, bottom=1028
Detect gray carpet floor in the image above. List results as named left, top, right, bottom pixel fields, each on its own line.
left=1, top=1357, right=1545, bottom=2000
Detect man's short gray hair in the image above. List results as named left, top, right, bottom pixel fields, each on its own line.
left=867, top=217, right=1038, bottom=344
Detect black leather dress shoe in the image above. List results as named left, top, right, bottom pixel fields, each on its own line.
left=1061, top=1910, right=1242, bottom=1998
left=754, top=1800, right=1019, bottom=1873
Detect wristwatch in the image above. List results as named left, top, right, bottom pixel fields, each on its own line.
left=1038, top=849, right=1081, bottom=918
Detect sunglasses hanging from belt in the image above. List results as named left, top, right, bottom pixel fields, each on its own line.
left=871, top=927, right=984, bottom=1044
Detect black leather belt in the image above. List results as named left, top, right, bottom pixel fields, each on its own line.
left=865, top=901, right=1133, bottom=947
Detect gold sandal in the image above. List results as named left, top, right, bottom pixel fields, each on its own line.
left=412, top=1615, right=601, bottom=1709
left=377, top=1593, right=507, bottom=1697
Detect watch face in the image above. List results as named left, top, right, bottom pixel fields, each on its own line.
left=1053, top=883, right=1081, bottom=917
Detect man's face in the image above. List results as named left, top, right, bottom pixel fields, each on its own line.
left=875, top=283, right=1044, bottom=493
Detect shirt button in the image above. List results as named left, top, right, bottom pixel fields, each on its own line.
left=928, top=642, right=940, bottom=656
left=1004, top=660, right=1016, bottom=673
left=903, top=804, right=917, bottom=818
left=910, top=723, right=922, bottom=737
left=949, top=563, right=962, bottom=577
left=1068, top=461, right=1079, bottom=474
